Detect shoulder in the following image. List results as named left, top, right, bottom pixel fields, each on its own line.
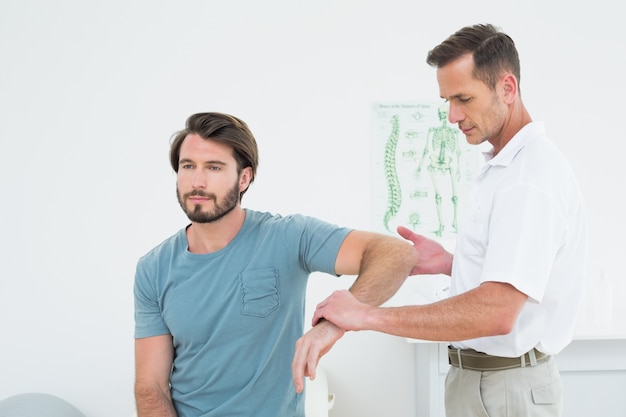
left=505, top=123, right=576, bottom=186
left=519, top=124, right=570, bottom=167
left=244, top=209, right=351, bottom=241
left=524, top=135, right=578, bottom=193
left=137, top=228, right=186, bottom=267
left=245, top=209, right=336, bottom=229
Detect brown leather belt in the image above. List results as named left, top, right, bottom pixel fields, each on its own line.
left=448, top=347, right=549, bottom=371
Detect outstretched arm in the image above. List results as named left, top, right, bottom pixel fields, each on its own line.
left=292, top=229, right=418, bottom=392
left=312, top=281, right=528, bottom=342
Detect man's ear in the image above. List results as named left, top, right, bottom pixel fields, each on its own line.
left=239, top=166, right=254, bottom=192
left=501, top=73, right=518, bottom=104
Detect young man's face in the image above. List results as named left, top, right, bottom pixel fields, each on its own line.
left=176, top=133, right=249, bottom=224
left=437, top=53, right=508, bottom=151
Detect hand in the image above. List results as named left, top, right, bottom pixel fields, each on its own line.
left=396, top=226, right=453, bottom=276
left=292, top=320, right=345, bottom=393
left=311, top=290, right=372, bottom=331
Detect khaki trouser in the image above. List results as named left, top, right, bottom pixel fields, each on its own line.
left=445, top=355, right=563, bottom=417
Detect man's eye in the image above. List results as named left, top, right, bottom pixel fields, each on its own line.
left=459, top=97, right=471, bottom=103
left=181, top=164, right=193, bottom=169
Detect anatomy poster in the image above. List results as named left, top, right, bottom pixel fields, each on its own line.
left=371, top=102, right=482, bottom=245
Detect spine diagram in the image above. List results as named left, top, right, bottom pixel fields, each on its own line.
left=383, top=114, right=401, bottom=231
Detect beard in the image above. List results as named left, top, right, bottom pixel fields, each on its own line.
left=177, top=182, right=240, bottom=224
left=480, top=93, right=508, bottom=142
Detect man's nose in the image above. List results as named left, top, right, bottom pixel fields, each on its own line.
left=191, top=170, right=207, bottom=189
left=448, top=103, right=463, bottom=124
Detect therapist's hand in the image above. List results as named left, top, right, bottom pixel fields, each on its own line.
left=292, top=320, right=345, bottom=393
left=312, top=289, right=373, bottom=331
left=397, top=226, right=453, bottom=276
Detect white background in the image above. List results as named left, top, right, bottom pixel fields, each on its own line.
left=1, top=1, right=624, bottom=416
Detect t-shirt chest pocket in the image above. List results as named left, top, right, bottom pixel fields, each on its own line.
left=239, top=268, right=280, bottom=317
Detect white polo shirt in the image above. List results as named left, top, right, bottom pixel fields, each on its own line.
left=451, top=122, right=587, bottom=357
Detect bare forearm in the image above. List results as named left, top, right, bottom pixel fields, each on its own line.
left=365, top=298, right=485, bottom=341
left=135, top=385, right=177, bottom=417
left=361, top=283, right=526, bottom=341
left=349, top=237, right=417, bottom=306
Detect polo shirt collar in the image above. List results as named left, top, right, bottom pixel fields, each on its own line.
left=481, top=121, right=545, bottom=169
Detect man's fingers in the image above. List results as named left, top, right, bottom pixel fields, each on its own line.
left=396, top=225, right=412, bottom=239
left=311, top=308, right=325, bottom=326
left=397, top=225, right=422, bottom=243
left=292, top=334, right=321, bottom=393
left=312, top=292, right=337, bottom=326
left=307, top=354, right=318, bottom=382
left=291, top=340, right=307, bottom=393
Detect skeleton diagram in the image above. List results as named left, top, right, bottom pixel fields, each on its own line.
left=416, top=104, right=461, bottom=237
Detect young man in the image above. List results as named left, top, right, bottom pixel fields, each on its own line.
left=293, top=24, right=587, bottom=417
left=133, top=112, right=418, bottom=417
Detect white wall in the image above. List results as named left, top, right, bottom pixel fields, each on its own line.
left=0, top=1, right=624, bottom=416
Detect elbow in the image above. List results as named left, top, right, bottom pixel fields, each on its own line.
left=489, top=312, right=518, bottom=336
left=134, top=379, right=171, bottom=403
left=478, top=282, right=526, bottom=337
left=134, top=380, right=151, bottom=401
left=493, top=320, right=515, bottom=336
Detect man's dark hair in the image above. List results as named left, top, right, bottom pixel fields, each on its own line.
left=426, top=23, right=521, bottom=91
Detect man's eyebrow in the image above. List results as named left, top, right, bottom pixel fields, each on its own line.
left=442, top=93, right=466, bottom=101
left=178, top=158, right=227, bottom=165
left=204, top=160, right=227, bottom=166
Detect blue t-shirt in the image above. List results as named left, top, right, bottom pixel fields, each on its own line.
left=134, top=209, right=351, bottom=417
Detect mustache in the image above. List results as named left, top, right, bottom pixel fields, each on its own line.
left=185, top=190, right=216, bottom=199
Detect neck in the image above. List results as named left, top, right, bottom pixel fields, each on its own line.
left=186, top=206, right=246, bottom=254
left=492, top=100, right=532, bottom=156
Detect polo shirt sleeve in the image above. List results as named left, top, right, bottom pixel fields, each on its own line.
left=481, top=183, right=567, bottom=303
